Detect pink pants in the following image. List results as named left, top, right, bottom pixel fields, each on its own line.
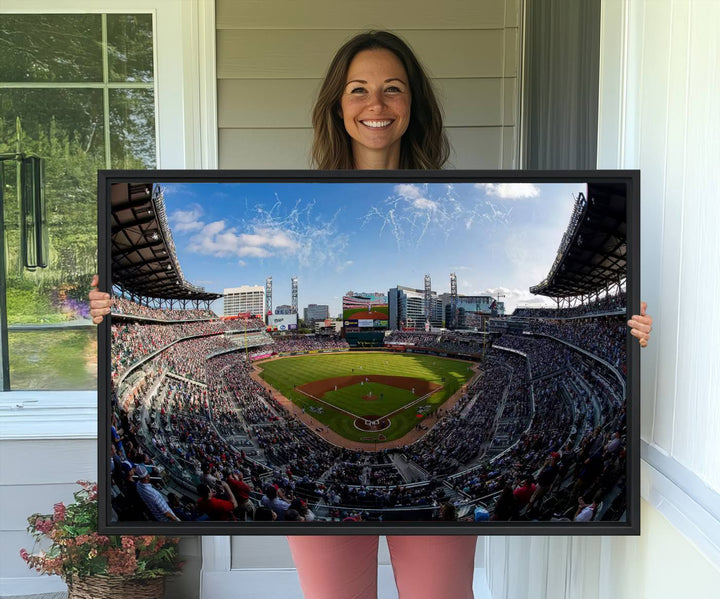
left=287, top=535, right=477, bottom=599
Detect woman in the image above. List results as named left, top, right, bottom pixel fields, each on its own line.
left=310, top=31, right=447, bottom=170
left=90, top=30, right=653, bottom=599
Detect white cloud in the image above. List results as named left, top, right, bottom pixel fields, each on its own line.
left=237, top=246, right=271, bottom=258
left=169, top=205, right=204, bottom=232
left=364, top=184, right=466, bottom=248
left=187, top=222, right=237, bottom=257
left=238, top=228, right=300, bottom=252
left=412, top=198, right=438, bottom=211
left=202, top=221, right=226, bottom=236
left=394, top=185, right=438, bottom=211
left=394, top=184, right=423, bottom=199
left=181, top=197, right=349, bottom=270
left=188, top=221, right=299, bottom=260
left=479, top=183, right=540, bottom=199
left=480, top=286, right=555, bottom=314
left=364, top=183, right=513, bottom=250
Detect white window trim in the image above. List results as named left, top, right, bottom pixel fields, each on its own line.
left=0, top=0, right=217, bottom=433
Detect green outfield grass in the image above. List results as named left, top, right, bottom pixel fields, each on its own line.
left=324, top=382, right=416, bottom=417
left=257, top=352, right=474, bottom=444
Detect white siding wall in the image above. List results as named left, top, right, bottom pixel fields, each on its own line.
left=0, top=396, right=208, bottom=599
left=216, top=0, right=522, bottom=169
left=486, top=1, right=720, bottom=597
left=0, top=406, right=96, bottom=595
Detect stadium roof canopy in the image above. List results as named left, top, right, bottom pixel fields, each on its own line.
left=529, top=183, right=626, bottom=301
left=111, top=183, right=222, bottom=303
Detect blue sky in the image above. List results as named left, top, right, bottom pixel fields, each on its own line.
left=159, top=181, right=584, bottom=316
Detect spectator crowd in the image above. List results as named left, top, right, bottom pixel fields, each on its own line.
left=109, top=291, right=628, bottom=524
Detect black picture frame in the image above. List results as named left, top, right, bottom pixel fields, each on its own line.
left=98, top=169, right=640, bottom=536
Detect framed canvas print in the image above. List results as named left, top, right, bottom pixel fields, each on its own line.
left=98, top=170, right=640, bottom=535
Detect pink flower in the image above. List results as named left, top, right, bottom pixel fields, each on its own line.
left=21, top=481, right=180, bottom=581
left=107, top=548, right=137, bottom=576
left=43, top=557, right=64, bottom=576
left=53, top=502, right=66, bottom=522
left=34, top=518, right=53, bottom=535
left=121, top=537, right=135, bottom=550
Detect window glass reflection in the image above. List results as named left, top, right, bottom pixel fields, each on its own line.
left=0, top=14, right=156, bottom=390
left=0, top=14, right=102, bottom=82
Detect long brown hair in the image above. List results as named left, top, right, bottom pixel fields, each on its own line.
left=311, top=31, right=449, bottom=170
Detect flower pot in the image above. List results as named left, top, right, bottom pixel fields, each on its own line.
left=67, top=575, right=165, bottom=599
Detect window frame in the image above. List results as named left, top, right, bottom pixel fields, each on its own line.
left=0, top=0, right=217, bottom=427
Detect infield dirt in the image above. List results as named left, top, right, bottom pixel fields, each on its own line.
left=250, top=352, right=479, bottom=450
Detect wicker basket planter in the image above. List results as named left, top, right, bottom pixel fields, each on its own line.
left=22, top=483, right=182, bottom=598
left=67, top=575, right=165, bottom=599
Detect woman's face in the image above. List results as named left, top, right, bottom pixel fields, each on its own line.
left=340, top=48, right=411, bottom=168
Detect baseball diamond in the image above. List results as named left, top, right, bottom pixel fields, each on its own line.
left=255, top=352, right=476, bottom=446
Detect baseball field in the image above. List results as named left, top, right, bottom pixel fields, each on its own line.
left=256, top=352, right=475, bottom=444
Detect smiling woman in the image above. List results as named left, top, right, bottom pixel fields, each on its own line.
left=311, top=30, right=448, bottom=170
left=340, top=48, right=412, bottom=169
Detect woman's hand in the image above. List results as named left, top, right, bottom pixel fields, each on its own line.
left=627, top=301, right=653, bottom=348
left=89, top=274, right=111, bottom=324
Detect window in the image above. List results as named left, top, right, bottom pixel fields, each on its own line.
left=0, top=13, right=156, bottom=390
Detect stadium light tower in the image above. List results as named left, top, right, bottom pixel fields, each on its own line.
left=424, top=274, right=432, bottom=328
left=450, top=272, right=458, bottom=329
left=265, top=276, right=272, bottom=321
left=291, top=276, right=298, bottom=314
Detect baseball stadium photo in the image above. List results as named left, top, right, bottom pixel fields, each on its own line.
left=103, top=174, right=634, bottom=531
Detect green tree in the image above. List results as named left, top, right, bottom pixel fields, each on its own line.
left=0, top=13, right=155, bottom=324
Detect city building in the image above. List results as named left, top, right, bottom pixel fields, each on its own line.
left=304, top=303, right=329, bottom=323
left=438, top=293, right=506, bottom=329
left=223, top=285, right=265, bottom=319
left=388, top=285, right=442, bottom=330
